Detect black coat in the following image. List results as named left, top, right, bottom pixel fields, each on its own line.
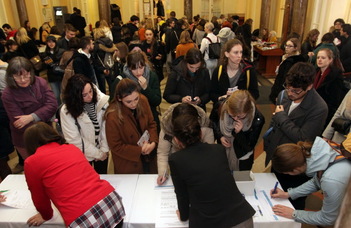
left=269, top=54, right=306, bottom=104
left=169, top=142, right=255, bottom=228
left=340, top=36, right=351, bottom=73
left=42, top=48, right=65, bottom=82
left=72, top=52, right=97, bottom=85
left=163, top=61, right=211, bottom=110
left=18, top=40, right=39, bottom=59
left=315, top=66, right=348, bottom=125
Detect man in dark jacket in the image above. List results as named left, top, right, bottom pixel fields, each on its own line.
left=57, top=24, right=77, bottom=50
left=340, top=24, right=351, bottom=73
left=126, top=15, right=139, bottom=37
left=72, top=36, right=98, bottom=85
left=264, top=62, right=328, bottom=210
left=70, top=9, right=86, bottom=38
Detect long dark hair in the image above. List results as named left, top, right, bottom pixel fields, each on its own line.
left=173, top=114, right=201, bottom=147
left=24, top=122, right=66, bottom=155
left=63, top=74, right=97, bottom=118
left=182, top=48, right=205, bottom=80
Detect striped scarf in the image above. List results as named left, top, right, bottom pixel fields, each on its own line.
left=84, top=102, right=100, bottom=147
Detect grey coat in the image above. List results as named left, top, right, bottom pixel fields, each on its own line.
left=264, top=88, right=328, bottom=165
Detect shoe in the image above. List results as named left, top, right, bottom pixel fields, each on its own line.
left=12, top=164, right=24, bottom=174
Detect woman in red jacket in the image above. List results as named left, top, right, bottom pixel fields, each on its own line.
left=23, top=122, right=125, bottom=227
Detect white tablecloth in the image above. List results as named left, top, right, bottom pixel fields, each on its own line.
left=0, top=174, right=138, bottom=228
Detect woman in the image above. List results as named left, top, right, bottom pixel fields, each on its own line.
left=269, top=38, right=305, bottom=104
left=301, top=29, right=319, bottom=56
left=99, top=19, right=113, bottom=41
left=112, top=42, right=128, bottom=79
left=41, top=23, right=51, bottom=43
left=23, top=122, right=125, bottom=227
left=210, top=39, right=259, bottom=103
left=118, top=50, right=161, bottom=128
left=141, top=28, right=166, bottom=82
left=42, top=36, right=65, bottom=105
left=61, top=74, right=109, bottom=174
left=157, top=103, right=214, bottom=185
left=200, top=22, right=220, bottom=79
left=211, top=90, right=265, bottom=171
left=217, top=22, right=235, bottom=47
left=93, top=27, right=117, bottom=94
left=163, top=48, right=211, bottom=111
left=105, top=78, right=158, bottom=174
left=271, top=137, right=351, bottom=227
left=169, top=114, right=255, bottom=227
left=323, top=90, right=351, bottom=144
left=15, top=27, right=39, bottom=61
left=268, top=30, right=278, bottom=43
left=192, top=19, right=206, bottom=48
left=175, top=30, right=196, bottom=58
left=314, top=48, right=347, bottom=126
left=261, top=28, right=269, bottom=42
left=1, top=57, right=57, bottom=161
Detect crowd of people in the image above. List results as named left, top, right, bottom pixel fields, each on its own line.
left=0, top=10, right=351, bottom=228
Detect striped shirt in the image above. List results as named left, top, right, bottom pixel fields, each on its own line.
left=84, top=102, right=100, bottom=147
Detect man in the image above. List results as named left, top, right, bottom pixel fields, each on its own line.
left=70, top=9, right=86, bottom=38
left=165, top=18, right=181, bottom=72
left=264, top=62, right=328, bottom=210
left=57, top=24, right=77, bottom=50
left=72, top=36, right=98, bottom=85
left=126, top=15, right=139, bottom=37
left=339, top=24, right=351, bottom=73
left=2, top=24, right=17, bottom=40
left=231, top=15, right=240, bottom=33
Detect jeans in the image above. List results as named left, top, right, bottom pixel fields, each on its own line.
left=49, top=81, right=62, bottom=105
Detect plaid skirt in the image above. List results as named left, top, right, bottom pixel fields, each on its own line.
left=69, top=191, right=125, bottom=228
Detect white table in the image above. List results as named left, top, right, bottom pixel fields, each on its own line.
left=127, top=174, right=301, bottom=228
left=0, top=174, right=138, bottom=228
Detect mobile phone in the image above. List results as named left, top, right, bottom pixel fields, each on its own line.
left=192, top=97, right=197, bottom=101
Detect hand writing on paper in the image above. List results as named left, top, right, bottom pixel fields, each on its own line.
left=27, top=213, right=46, bottom=227
left=176, top=210, right=181, bottom=221
left=0, top=194, right=6, bottom=203
left=272, top=204, right=294, bottom=219
left=14, top=115, right=34, bottom=129
left=270, top=188, right=289, bottom=199
left=157, top=175, right=168, bottom=185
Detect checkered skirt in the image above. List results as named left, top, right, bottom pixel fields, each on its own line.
left=69, top=191, right=125, bottom=228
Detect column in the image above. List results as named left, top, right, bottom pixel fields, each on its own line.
left=260, top=0, right=271, bottom=31
left=184, top=0, right=192, bottom=20
left=15, top=0, right=28, bottom=27
left=290, top=0, right=308, bottom=38
left=98, top=0, right=111, bottom=24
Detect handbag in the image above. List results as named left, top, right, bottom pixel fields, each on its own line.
left=30, top=55, right=43, bottom=71
left=332, top=118, right=351, bottom=135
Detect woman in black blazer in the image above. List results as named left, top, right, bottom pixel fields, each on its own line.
left=169, top=114, right=255, bottom=228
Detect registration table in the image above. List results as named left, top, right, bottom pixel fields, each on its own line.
left=0, top=173, right=300, bottom=228
left=254, top=45, right=284, bottom=78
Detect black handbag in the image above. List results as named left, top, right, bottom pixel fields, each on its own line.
left=332, top=118, right=351, bottom=135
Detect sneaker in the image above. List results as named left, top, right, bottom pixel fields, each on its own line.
left=12, top=164, right=24, bottom=174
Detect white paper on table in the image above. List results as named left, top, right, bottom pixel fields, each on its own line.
left=155, top=177, right=174, bottom=190
left=1, top=189, right=36, bottom=209
left=155, top=189, right=188, bottom=228
left=137, top=130, right=150, bottom=147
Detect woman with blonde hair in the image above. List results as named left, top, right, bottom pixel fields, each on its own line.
left=15, top=27, right=39, bottom=62
left=99, top=19, right=113, bottom=41
left=210, top=90, right=264, bottom=170
left=41, top=23, right=51, bottom=43
left=105, top=78, right=158, bottom=174
left=175, top=30, right=196, bottom=58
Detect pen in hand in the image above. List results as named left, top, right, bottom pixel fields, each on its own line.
left=272, top=181, right=279, bottom=194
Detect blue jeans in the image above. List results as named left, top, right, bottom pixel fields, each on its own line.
left=49, top=81, right=61, bottom=105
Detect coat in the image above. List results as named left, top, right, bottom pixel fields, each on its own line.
left=157, top=103, right=214, bottom=176
left=163, top=61, right=211, bottom=110
left=1, top=77, right=58, bottom=147
left=60, top=86, right=110, bottom=161
left=264, top=88, right=328, bottom=165
left=169, top=142, right=255, bottom=228
left=288, top=137, right=351, bottom=226
left=210, top=61, right=260, bottom=102
left=72, top=50, right=97, bottom=85
left=105, top=95, right=158, bottom=174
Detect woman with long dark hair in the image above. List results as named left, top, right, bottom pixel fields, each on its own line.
left=23, top=122, right=124, bottom=227
left=105, top=78, right=158, bottom=174
left=163, top=48, right=211, bottom=111
left=60, top=74, right=110, bottom=174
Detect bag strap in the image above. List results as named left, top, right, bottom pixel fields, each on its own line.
left=205, top=37, right=213, bottom=44
left=173, top=30, right=179, bottom=41
left=218, top=65, right=222, bottom=80
left=75, top=118, right=85, bottom=153
left=246, top=69, right=250, bottom=89
left=97, top=54, right=106, bottom=68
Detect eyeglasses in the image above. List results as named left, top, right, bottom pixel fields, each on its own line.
left=228, top=113, right=247, bottom=120
left=284, top=45, right=295, bottom=48
left=13, top=74, right=31, bottom=81
left=283, top=84, right=304, bottom=95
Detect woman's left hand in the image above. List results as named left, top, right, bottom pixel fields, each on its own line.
left=14, top=115, right=34, bottom=129
left=141, top=142, right=156, bottom=155
left=27, top=213, right=46, bottom=227
left=138, top=76, right=148, bottom=90
left=272, top=205, right=294, bottom=219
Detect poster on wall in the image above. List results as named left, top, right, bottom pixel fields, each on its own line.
left=144, top=3, right=150, bottom=16
left=42, top=8, right=53, bottom=22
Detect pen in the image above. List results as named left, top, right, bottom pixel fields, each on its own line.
left=0, top=190, right=9, bottom=193
left=162, top=169, right=167, bottom=180
left=257, top=205, right=263, bottom=216
left=272, top=181, right=279, bottom=194
left=254, top=189, right=258, bottom=200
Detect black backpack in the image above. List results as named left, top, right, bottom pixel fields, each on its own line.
left=205, top=36, right=221, bottom=59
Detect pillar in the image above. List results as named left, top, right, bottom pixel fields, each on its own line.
left=15, top=0, right=28, bottom=27
left=98, top=0, right=111, bottom=24
left=290, top=0, right=308, bottom=38
left=259, top=0, right=271, bottom=32
left=184, top=0, right=192, bottom=21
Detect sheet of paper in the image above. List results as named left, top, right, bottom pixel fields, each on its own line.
left=1, top=189, right=36, bottom=209
left=155, top=189, right=188, bottom=228
left=137, top=130, right=150, bottom=147
left=155, top=177, right=174, bottom=190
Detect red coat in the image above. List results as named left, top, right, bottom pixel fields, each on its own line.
left=106, top=95, right=158, bottom=174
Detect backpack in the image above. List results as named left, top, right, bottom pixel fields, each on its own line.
left=206, top=36, right=221, bottom=59
left=97, top=52, right=114, bottom=70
